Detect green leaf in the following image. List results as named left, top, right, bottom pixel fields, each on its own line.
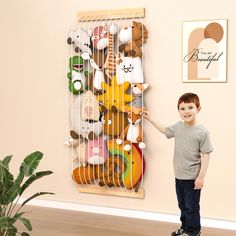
left=0, top=217, right=16, bottom=231
left=19, top=217, right=32, bottom=231
left=15, top=170, right=25, bottom=186
left=15, top=151, right=43, bottom=185
left=0, top=216, right=14, bottom=224
left=12, top=212, right=28, bottom=224
left=21, top=232, right=30, bottom=236
left=20, top=151, right=43, bottom=177
left=0, top=161, right=14, bottom=198
left=0, top=183, right=21, bottom=205
left=21, top=192, right=55, bottom=207
left=1, top=155, right=13, bottom=169
left=13, top=212, right=27, bottom=219
left=20, top=171, right=53, bottom=195
left=7, top=227, right=17, bottom=236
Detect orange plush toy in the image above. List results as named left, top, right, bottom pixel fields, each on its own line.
left=107, top=139, right=145, bottom=190
left=116, top=112, right=146, bottom=150
left=102, top=111, right=128, bottom=138
left=119, top=21, right=148, bottom=58
left=98, top=76, right=134, bottom=113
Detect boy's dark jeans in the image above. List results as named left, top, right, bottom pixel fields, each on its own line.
left=175, top=178, right=201, bottom=236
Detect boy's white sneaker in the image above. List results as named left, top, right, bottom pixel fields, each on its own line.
left=171, top=227, right=184, bottom=236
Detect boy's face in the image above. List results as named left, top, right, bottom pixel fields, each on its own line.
left=178, top=102, right=201, bottom=125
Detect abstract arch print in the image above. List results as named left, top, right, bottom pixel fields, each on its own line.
left=182, top=19, right=227, bottom=83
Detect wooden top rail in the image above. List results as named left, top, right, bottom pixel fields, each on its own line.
left=77, top=8, right=145, bottom=21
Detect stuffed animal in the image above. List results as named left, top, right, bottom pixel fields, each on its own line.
left=66, top=130, right=87, bottom=167
left=116, top=53, right=144, bottom=85
left=128, top=83, right=149, bottom=115
left=67, top=28, right=92, bottom=58
left=89, top=49, right=108, bottom=93
left=71, top=94, right=103, bottom=140
left=104, top=24, right=118, bottom=79
left=98, top=76, right=134, bottom=113
left=72, top=164, right=99, bottom=184
left=119, top=21, right=148, bottom=58
left=107, top=139, right=145, bottom=190
left=89, top=24, right=117, bottom=92
left=102, top=111, right=128, bottom=138
left=81, top=90, right=100, bottom=121
left=98, top=156, right=126, bottom=188
left=85, top=136, right=109, bottom=165
left=91, top=26, right=109, bottom=50
left=116, top=112, right=146, bottom=150
left=67, top=56, right=88, bottom=95
left=77, top=119, right=103, bottom=140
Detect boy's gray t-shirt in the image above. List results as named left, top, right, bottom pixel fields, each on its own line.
left=165, top=121, right=213, bottom=180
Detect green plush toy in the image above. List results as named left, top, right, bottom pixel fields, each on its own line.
left=67, top=56, right=88, bottom=95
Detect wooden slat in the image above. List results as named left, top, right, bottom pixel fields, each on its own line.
left=77, top=8, right=145, bottom=21
left=78, top=185, right=144, bottom=199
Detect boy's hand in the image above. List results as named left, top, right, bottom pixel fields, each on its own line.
left=194, top=176, right=204, bottom=189
left=142, top=111, right=152, bottom=121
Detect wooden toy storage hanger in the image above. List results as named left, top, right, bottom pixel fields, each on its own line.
left=66, top=8, right=148, bottom=199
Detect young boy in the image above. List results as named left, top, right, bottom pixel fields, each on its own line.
left=144, top=93, right=213, bottom=236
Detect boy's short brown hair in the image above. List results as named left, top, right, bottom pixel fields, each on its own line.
left=177, top=93, right=200, bottom=109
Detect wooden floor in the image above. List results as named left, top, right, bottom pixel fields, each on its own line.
left=16, top=206, right=235, bottom=236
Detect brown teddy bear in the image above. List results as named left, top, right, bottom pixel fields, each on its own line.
left=119, top=21, right=148, bottom=58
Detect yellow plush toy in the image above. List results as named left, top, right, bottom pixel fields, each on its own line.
left=98, top=76, right=134, bottom=113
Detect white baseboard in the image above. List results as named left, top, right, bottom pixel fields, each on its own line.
left=18, top=198, right=236, bottom=231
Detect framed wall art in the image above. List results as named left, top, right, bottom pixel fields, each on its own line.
left=182, top=19, right=227, bottom=83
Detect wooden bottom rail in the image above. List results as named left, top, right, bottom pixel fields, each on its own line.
left=78, top=185, right=144, bottom=199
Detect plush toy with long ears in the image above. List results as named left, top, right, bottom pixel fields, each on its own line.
left=88, top=50, right=108, bottom=93
left=67, top=56, right=88, bottom=95
left=107, top=139, right=145, bottom=190
left=119, top=21, right=148, bottom=58
left=67, top=28, right=92, bottom=58
left=98, top=76, right=134, bottom=113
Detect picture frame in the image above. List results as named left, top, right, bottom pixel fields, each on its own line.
left=182, top=19, right=227, bottom=83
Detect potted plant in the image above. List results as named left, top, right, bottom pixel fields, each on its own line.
left=0, top=151, right=54, bottom=236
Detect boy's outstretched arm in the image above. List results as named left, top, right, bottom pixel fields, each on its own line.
left=194, top=153, right=210, bottom=189
left=143, top=112, right=166, bottom=134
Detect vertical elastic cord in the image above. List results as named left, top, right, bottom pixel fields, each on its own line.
left=122, top=12, right=132, bottom=190
left=140, top=15, right=145, bottom=188
left=66, top=17, right=81, bottom=180
left=89, top=14, right=100, bottom=186
left=81, top=15, right=90, bottom=186
left=115, top=13, right=126, bottom=188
